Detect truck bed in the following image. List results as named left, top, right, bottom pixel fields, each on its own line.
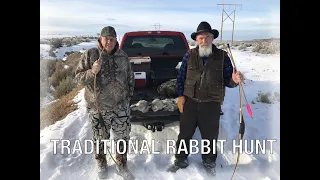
left=119, top=30, right=190, bottom=127
left=130, top=87, right=180, bottom=122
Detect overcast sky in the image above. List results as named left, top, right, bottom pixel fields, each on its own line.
left=40, top=0, right=280, bottom=40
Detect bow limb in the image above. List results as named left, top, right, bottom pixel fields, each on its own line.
left=230, top=83, right=246, bottom=180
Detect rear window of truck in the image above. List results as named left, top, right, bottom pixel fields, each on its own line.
left=122, top=35, right=188, bottom=56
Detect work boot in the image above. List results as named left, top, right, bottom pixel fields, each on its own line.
left=166, top=158, right=189, bottom=173
left=203, top=159, right=216, bottom=177
left=116, top=141, right=135, bottom=180
left=96, top=154, right=108, bottom=179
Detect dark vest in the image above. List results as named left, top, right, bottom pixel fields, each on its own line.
left=183, top=44, right=226, bottom=103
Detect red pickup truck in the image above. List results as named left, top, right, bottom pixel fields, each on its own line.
left=119, top=31, right=190, bottom=132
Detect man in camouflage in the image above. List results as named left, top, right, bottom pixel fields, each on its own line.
left=75, top=26, right=135, bottom=179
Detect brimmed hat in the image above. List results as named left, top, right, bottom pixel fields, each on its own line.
left=191, top=21, right=219, bottom=40
left=100, top=26, right=117, bottom=37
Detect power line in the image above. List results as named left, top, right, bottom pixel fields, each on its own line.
left=217, top=2, right=242, bottom=43
left=153, top=23, right=161, bottom=31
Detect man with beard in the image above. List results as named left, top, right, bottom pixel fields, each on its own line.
left=75, top=26, right=135, bottom=180
left=167, top=21, right=242, bottom=177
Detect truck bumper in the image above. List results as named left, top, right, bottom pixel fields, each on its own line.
left=130, top=109, right=180, bottom=123
left=129, top=110, right=224, bottom=132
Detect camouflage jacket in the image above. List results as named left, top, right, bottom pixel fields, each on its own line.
left=75, top=39, right=135, bottom=110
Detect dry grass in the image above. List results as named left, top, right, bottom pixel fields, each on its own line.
left=64, top=51, right=82, bottom=68
left=40, top=85, right=83, bottom=129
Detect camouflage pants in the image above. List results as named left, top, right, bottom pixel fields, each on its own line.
left=88, top=102, right=131, bottom=164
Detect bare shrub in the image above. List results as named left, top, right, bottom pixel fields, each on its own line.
left=49, top=48, right=56, bottom=57
left=49, top=38, right=63, bottom=48
left=238, top=45, right=247, bottom=51
left=252, top=41, right=280, bottom=54
left=71, top=38, right=79, bottom=46
left=40, top=81, right=50, bottom=98
left=63, top=38, right=73, bottom=47
left=256, top=91, right=271, bottom=103
left=188, top=40, right=196, bottom=46
left=53, top=76, right=77, bottom=99
left=40, top=59, right=57, bottom=81
left=49, top=62, right=73, bottom=87
left=256, top=90, right=280, bottom=104
left=40, top=39, right=49, bottom=44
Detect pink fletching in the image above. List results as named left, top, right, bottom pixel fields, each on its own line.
left=246, top=103, right=253, bottom=117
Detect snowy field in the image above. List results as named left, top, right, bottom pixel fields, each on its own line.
left=40, top=41, right=96, bottom=60
left=40, top=39, right=280, bottom=180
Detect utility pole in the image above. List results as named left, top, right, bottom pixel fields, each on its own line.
left=217, top=2, right=242, bottom=44
left=153, top=23, right=161, bottom=31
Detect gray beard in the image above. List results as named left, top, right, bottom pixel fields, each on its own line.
left=199, top=44, right=212, bottom=57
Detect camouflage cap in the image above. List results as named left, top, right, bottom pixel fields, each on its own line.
left=100, top=26, right=117, bottom=37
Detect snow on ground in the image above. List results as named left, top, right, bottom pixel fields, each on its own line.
left=40, top=41, right=96, bottom=60
left=40, top=34, right=82, bottom=40
left=40, top=44, right=55, bottom=60
left=40, top=42, right=280, bottom=180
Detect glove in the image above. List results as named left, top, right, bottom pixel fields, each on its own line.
left=177, top=96, right=185, bottom=113
left=92, top=59, right=101, bottom=74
